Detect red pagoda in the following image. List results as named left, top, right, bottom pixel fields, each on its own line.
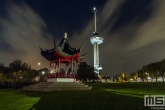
left=39, top=33, right=86, bottom=80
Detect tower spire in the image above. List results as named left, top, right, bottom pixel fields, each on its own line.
left=93, top=7, right=97, bottom=32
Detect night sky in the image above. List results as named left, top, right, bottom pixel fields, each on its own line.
left=1, top=0, right=165, bottom=77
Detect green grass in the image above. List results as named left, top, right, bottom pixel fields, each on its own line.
left=0, top=82, right=165, bottom=110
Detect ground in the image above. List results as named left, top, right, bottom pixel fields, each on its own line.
left=0, top=82, right=165, bottom=110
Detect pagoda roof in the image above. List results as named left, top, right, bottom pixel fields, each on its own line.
left=56, top=37, right=84, bottom=56
left=40, top=33, right=86, bottom=62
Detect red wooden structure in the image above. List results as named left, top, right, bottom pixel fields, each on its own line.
left=39, top=33, right=86, bottom=79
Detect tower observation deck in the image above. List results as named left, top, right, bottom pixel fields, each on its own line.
left=90, top=7, right=104, bottom=75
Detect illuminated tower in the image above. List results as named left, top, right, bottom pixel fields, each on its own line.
left=90, top=7, right=104, bottom=75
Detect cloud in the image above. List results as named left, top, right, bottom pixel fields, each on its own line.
left=69, top=0, right=165, bottom=76
left=125, top=0, right=165, bottom=51
left=1, top=0, right=165, bottom=77
left=0, top=1, right=53, bottom=69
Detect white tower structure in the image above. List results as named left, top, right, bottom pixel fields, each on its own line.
left=90, top=7, right=104, bottom=75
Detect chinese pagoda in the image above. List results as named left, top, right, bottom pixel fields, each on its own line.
left=39, top=33, right=86, bottom=80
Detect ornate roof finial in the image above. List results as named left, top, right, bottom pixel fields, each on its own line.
left=64, top=32, right=67, bottom=39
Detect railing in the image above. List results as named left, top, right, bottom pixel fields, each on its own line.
left=47, top=73, right=78, bottom=78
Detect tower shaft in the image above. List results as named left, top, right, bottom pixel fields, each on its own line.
left=94, top=43, right=99, bottom=69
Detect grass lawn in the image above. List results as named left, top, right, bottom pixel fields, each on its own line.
left=0, top=82, right=165, bottom=110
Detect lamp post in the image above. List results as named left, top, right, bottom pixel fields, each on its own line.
left=38, top=62, right=41, bottom=81
left=42, top=71, right=45, bottom=82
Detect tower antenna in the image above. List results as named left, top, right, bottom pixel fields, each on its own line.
left=93, top=7, right=97, bottom=32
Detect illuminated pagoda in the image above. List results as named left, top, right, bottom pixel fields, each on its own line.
left=39, top=33, right=86, bottom=80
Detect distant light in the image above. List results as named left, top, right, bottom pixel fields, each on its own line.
left=148, top=77, right=151, bottom=80
left=98, top=67, right=102, bottom=70
left=137, top=78, right=141, bottom=80
left=20, top=77, right=22, bottom=79
left=42, top=71, right=45, bottom=74
left=93, top=7, right=97, bottom=13
left=38, top=62, right=41, bottom=65
left=145, top=72, right=148, bottom=74
left=130, top=78, right=133, bottom=81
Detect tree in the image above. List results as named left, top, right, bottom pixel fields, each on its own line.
left=146, top=63, right=155, bottom=80
left=0, top=73, right=6, bottom=80
left=139, top=61, right=165, bottom=82
left=138, top=70, right=144, bottom=82
left=77, top=62, right=88, bottom=82
left=87, top=65, right=97, bottom=80
left=129, top=72, right=136, bottom=80
left=113, top=75, right=120, bottom=82
left=9, top=60, right=34, bottom=82
left=147, top=62, right=159, bottom=82
left=77, top=62, right=97, bottom=82
left=118, top=71, right=128, bottom=82
left=159, top=59, right=165, bottom=82
left=0, top=62, right=4, bottom=73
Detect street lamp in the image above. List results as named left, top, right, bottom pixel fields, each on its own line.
left=38, top=62, right=41, bottom=81
left=41, top=71, right=46, bottom=82
left=38, top=62, right=41, bottom=65
left=42, top=71, right=45, bottom=75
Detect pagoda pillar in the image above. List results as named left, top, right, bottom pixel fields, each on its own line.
left=73, top=62, right=75, bottom=78
left=54, top=62, right=57, bottom=73
left=50, top=61, right=52, bottom=72
left=75, top=62, right=77, bottom=74
left=75, top=62, right=77, bottom=79
left=58, top=58, right=61, bottom=73
left=73, top=63, right=75, bottom=73
left=71, top=59, right=73, bottom=74
left=65, top=63, right=69, bottom=75
left=56, top=63, right=58, bottom=73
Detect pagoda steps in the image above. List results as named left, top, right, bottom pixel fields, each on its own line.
left=29, top=82, right=53, bottom=86
left=23, top=87, right=46, bottom=91
left=23, top=82, right=92, bottom=92
left=48, top=85, right=89, bottom=87
left=44, top=86, right=92, bottom=92
left=50, top=83, right=85, bottom=85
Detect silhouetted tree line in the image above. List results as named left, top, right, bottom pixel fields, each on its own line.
left=113, top=59, right=165, bottom=82
left=0, top=59, right=39, bottom=88
left=136, top=59, right=165, bottom=82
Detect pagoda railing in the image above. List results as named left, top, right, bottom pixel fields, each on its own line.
left=46, top=73, right=78, bottom=79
